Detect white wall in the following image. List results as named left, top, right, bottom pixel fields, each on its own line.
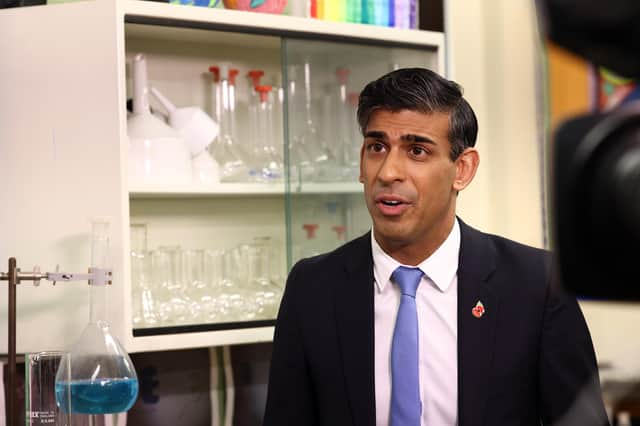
left=446, top=0, right=545, bottom=248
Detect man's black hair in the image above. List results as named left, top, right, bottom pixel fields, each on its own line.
left=357, top=67, right=478, bottom=160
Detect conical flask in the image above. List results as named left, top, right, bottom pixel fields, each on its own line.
left=55, top=218, right=139, bottom=415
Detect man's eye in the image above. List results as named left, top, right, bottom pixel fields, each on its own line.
left=410, top=146, right=428, bottom=156
left=367, top=142, right=386, bottom=153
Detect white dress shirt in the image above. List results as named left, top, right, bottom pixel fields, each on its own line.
left=373, top=219, right=460, bottom=426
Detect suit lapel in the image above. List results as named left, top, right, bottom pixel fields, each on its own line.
left=334, top=233, right=376, bottom=426
left=457, top=219, right=499, bottom=426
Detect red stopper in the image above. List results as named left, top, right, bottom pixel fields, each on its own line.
left=208, top=66, right=220, bottom=83
left=247, top=70, right=265, bottom=89
left=229, top=69, right=240, bottom=86
left=303, top=224, right=319, bottom=239
left=336, top=68, right=350, bottom=84
left=256, top=85, right=273, bottom=103
left=331, top=225, right=347, bottom=240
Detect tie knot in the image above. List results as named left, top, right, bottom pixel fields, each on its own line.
left=391, top=266, right=424, bottom=297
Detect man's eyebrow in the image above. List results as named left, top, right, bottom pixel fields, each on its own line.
left=364, top=130, right=436, bottom=145
left=401, top=134, right=436, bottom=145
left=364, top=130, right=387, bottom=140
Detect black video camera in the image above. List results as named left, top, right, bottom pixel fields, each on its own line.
left=538, top=0, right=640, bottom=300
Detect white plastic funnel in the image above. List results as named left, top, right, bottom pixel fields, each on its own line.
left=150, top=86, right=219, bottom=157
left=128, top=54, right=192, bottom=185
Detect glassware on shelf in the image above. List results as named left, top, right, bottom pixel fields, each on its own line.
left=151, top=245, right=199, bottom=325
left=249, top=85, right=284, bottom=182
left=250, top=73, right=286, bottom=183
left=288, top=59, right=331, bottom=181
left=329, top=67, right=360, bottom=181
left=129, top=234, right=286, bottom=325
left=273, top=85, right=285, bottom=166
left=204, top=249, right=224, bottom=289
left=55, top=218, right=139, bottom=418
left=149, top=87, right=221, bottom=185
left=209, top=63, right=251, bottom=182
left=246, top=69, right=265, bottom=103
left=202, top=248, right=225, bottom=321
left=347, top=91, right=363, bottom=167
left=130, top=223, right=157, bottom=328
left=246, top=69, right=263, bottom=180
left=331, top=225, right=347, bottom=243
left=323, top=198, right=344, bottom=250
left=291, top=195, right=349, bottom=263
left=26, top=351, right=70, bottom=426
left=214, top=244, right=254, bottom=321
left=256, top=234, right=285, bottom=291
left=208, top=66, right=222, bottom=123
left=247, top=237, right=282, bottom=318
left=294, top=223, right=321, bottom=261
left=127, top=53, right=192, bottom=186
left=182, top=248, right=208, bottom=322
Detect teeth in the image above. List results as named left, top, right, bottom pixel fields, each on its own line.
left=382, top=200, right=401, bottom=206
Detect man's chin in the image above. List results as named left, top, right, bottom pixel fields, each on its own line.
left=372, top=225, right=413, bottom=247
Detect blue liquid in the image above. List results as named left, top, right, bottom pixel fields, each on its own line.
left=55, top=378, right=138, bottom=414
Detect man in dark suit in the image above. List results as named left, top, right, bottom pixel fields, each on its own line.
left=263, top=68, right=608, bottom=426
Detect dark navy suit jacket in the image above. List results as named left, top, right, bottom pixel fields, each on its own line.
left=263, top=219, right=609, bottom=426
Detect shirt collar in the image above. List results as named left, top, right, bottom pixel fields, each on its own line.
left=372, top=218, right=461, bottom=293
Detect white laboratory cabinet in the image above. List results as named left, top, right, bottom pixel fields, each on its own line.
left=0, top=0, right=444, bottom=353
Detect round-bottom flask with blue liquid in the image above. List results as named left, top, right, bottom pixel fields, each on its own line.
left=54, top=218, right=139, bottom=418
left=54, top=321, right=139, bottom=415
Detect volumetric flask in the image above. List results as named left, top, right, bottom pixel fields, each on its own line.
left=55, top=218, right=139, bottom=419
left=211, top=63, right=250, bottom=182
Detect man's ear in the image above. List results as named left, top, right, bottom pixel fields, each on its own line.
left=453, top=148, right=479, bottom=192
left=359, top=143, right=365, bottom=183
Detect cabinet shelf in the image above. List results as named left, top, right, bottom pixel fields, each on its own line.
left=133, top=319, right=275, bottom=337
left=129, top=183, right=286, bottom=197
left=295, top=182, right=363, bottom=194
left=128, top=181, right=363, bottom=197
left=128, top=325, right=275, bottom=353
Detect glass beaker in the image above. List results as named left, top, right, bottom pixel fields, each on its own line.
left=26, top=351, right=70, bottom=426
left=55, top=218, right=139, bottom=420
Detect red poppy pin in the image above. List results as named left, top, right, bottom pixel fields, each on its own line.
left=472, top=301, right=485, bottom=318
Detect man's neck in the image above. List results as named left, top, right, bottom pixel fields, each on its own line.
left=374, top=217, right=456, bottom=266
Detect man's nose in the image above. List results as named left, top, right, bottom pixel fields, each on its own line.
left=377, top=149, right=405, bottom=184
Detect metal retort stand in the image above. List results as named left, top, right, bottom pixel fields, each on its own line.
left=0, top=258, right=111, bottom=426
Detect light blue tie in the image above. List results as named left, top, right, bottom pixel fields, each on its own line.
left=390, top=266, right=424, bottom=426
